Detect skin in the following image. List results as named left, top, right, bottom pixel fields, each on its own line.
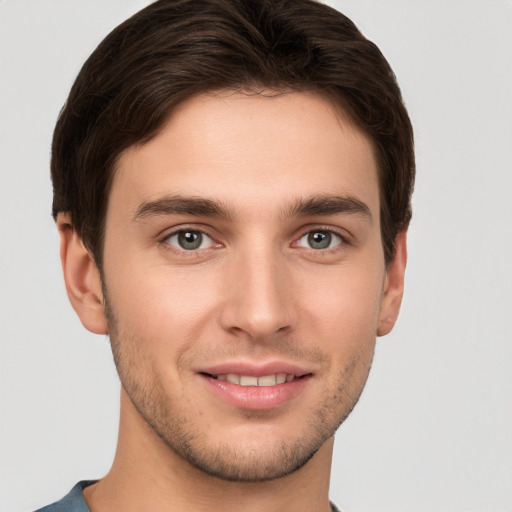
left=58, top=90, right=406, bottom=512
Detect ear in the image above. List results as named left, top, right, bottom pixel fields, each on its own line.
left=377, top=230, right=407, bottom=337
left=57, top=213, right=108, bottom=334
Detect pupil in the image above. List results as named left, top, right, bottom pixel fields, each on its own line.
left=178, top=231, right=202, bottom=250
left=308, top=231, right=331, bottom=249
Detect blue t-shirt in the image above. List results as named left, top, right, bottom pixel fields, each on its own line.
left=34, top=481, right=342, bottom=511
left=34, top=481, right=95, bottom=512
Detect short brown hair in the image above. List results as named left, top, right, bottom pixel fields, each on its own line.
left=51, top=0, right=414, bottom=266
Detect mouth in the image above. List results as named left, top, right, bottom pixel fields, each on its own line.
left=198, top=362, right=313, bottom=409
left=202, top=372, right=304, bottom=387
left=198, top=360, right=314, bottom=410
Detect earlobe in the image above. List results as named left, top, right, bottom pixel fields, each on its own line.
left=377, top=230, right=407, bottom=337
left=57, top=213, right=108, bottom=335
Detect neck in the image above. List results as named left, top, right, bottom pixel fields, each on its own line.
left=84, top=389, right=334, bottom=512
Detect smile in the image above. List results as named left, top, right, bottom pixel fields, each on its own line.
left=201, top=369, right=311, bottom=410
left=209, top=373, right=297, bottom=386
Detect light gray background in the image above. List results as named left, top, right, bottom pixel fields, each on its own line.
left=1, top=1, right=511, bottom=511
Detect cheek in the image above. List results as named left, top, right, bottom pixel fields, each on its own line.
left=297, top=261, right=384, bottom=366
left=301, top=265, right=383, bottom=326
left=105, top=262, right=221, bottom=343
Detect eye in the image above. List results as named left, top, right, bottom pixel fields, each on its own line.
left=164, top=229, right=214, bottom=251
left=297, top=230, right=343, bottom=250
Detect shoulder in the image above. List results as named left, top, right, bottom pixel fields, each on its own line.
left=33, top=481, right=96, bottom=512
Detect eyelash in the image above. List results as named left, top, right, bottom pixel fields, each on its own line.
left=159, top=226, right=220, bottom=255
left=294, top=228, right=348, bottom=252
left=158, top=225, right=350, bottom=256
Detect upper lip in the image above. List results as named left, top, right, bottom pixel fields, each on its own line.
left=198, top=360, right=312, bottom=378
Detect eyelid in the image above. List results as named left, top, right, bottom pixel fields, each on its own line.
left=159, top=225, right=222, bottom=253
left=156, top=223, right=351, bottom=255
left=296, top=230, right=343, bottom=250
left=292, top=225, right=351, bottom=247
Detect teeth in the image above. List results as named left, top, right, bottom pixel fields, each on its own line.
left=215, top=373, right=296, bottom=387
left=276, top=373, right=287, bottom=384
left=240, top=375, right=258, bottom=386
left=257, top=375, right=277, bottom=386
left=226, top=374, right=240, bottom=384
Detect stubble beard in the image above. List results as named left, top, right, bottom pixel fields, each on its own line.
left=104, top=293, right=373, bottom=483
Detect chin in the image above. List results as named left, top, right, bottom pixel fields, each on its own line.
left=165, top=432, right=326, bottom=482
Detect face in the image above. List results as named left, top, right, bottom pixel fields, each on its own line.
left=98, top=91, right=396, bottom=481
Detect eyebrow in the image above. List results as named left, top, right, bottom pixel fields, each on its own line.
left=133, top=194, right=372, bottom=222
left=133, top=195, right=233, bottom=221
left=284, top=195, right=372, bottom=222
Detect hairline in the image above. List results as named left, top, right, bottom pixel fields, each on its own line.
left=87, top=86, right=385, bottom=268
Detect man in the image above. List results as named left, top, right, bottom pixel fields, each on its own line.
left=36, top=0, right=414, bottom=510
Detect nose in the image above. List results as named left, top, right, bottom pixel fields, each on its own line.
left=219, top=246, right=296, bottom=340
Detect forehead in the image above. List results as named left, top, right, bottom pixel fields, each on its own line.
left=111, top=90, right=379, bottom=220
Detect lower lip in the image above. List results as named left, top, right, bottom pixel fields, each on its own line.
left=200, top=374, right=311, bottom=410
